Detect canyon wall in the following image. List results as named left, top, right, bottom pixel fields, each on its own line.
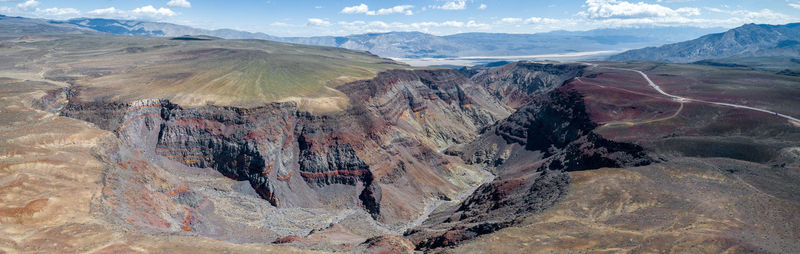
left=54, top=64, right=653, bottom=251
left=61, top=68, right=510, bottom=231
left=470, top=61, right=586, bottom=108
left=407, top=85, right=653, bottom=250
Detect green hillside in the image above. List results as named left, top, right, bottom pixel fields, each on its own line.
left=1, top=34, right=409, bottom=110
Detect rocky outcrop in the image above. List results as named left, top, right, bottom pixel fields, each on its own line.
left=340, top=69, right=509, bottom=148
left=461, top=86, right=652, bottom=172
left=470, top=61, right=586, bottom=108
left=361, top=235, right=416, bottom=253
left=55, top=61, right=656, bottom=252
left=153, top=102, right=303, bottom=207
left=455, top=169, right=569, bottom=223
left=409, top=168, right=569, bottom=250
left=60, top=68, right=509, bottom=230
left=63, top=97, right=378, bottom=211
left=408, top=85, right=653, bottom=251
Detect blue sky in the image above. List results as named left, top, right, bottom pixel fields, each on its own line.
left=1, top=0, right=799, bottom=36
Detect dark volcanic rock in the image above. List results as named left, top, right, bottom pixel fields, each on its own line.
left=469, top=86, right=652, bottom=172
left=361, top=235, right=416, bottom=254
left=63, top=98, right=378, bottom=209
left=297, top=136, right=371, bottom=187
left=407, top=84, right=652, bottom=251
left=470, top=61, right=586, bottom=108
left=406, top=168, right=571, bottom=251
left=456, top=169, right=569, bottom=223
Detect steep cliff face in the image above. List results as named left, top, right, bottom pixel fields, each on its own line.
left=408, top=86, right=653, bottom=250
left=458, top=86, right=652, bottom=172
left=61, top=68, right=510, bottom=231
left=63, top=98, right=386, bottom=220
left=56, top=61, right=656, bottom=252
left=471, top=61, right=586, bottom=108
left=340, top=69, right=509, bottom=149
left=61, top=65, right=625, bottom=249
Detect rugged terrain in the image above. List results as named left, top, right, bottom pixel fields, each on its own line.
left=1, top=29, right=800, bottom=254
left=59, top=67, right=510, bottom=234
left=467, top=61, right=585, bottom=108
left=445, top=61, right=800, bottom=253
left=0, top=14, right=724, bottom=59
left=610, top=23, right=800, bottom=63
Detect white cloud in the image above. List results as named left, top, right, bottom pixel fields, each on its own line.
left=496, top=17, right=559, bottom=25
left=575, top=0, right=793, bottom=29
left=412, top=20, right=487, bottom=28
left=17, top=0, right=38, bottom=9
left=4, top=2, right=178, bottom=20
left=167, top=0, right=191, bottom=8
left=727, top=9, right=791, bottom=22
left=36, top=7, right=79, bottom=16
left=478, top=4, right=487, bottom=10
left=584, top=8, right=793, bottom=29
left=498, top=18, right=522, bottom=24
left=430, top=0, right=466, bottom=10
left=580, top=0, right=700, bottom=19
left=330, top=19, right=490, bottom=34
left=789, top=1, right=800, bottom=9
left=86, top=6, right=184, bottom=20
left=376, top=5, right=414, bottom=15
left=307, top=18, right=331, bottom=26
left=524, top=17, right=559, bottom=24
left=270, top=22, right=290, bottom=27
left=341, top=4, right=414, bottom=15
left=441, top=20, right=464, bottom=27
left=133, top=5, right=177, bottom=18
left=341, top=4, right=370, bottom=14
left=466, top=20, right=489, bottom=28
left=88, top=7, right=122, bottom=15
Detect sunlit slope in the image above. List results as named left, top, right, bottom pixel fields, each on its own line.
left=3, top=34, right=409, bottom=108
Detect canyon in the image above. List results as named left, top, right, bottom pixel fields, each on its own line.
left=2, top=32, right=800, bottom=253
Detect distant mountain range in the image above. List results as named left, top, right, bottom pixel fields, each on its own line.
left=49, top=17, right=282, bottom=40
left=0, top=14, right=724, bottom=59
left=277, top=28, right=724, bottom=59
left=609, top=23, right=800, bottom=63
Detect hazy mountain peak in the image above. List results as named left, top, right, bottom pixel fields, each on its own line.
left=0, top=15, right=724, bottom=60
left=610, top=22, right=800, bottom=63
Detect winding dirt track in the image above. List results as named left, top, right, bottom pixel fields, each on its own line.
left=603, top=66, right=800, bottom=124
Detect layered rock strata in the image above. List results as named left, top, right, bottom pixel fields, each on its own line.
left=61, top=68, right=510, bottom=230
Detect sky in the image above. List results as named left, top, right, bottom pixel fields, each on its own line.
left=1, top=0, right=799, bottom=36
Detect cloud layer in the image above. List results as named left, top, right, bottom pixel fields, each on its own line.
left=341, top=4, right=414, bottom=15
left=167, top=0, right=191, bottom=8
left=0, top=0, right=797, bottom=37
left=581, top=0, right=700, bottom=19
left=430, top=0, right=467, bottom=10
